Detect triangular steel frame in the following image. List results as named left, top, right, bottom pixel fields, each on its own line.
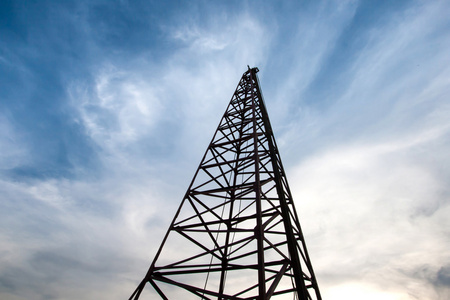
left=130, top=67, right=321, bottom=300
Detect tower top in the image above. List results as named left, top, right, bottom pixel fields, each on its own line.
left=247, top=65, right=259, bottom=73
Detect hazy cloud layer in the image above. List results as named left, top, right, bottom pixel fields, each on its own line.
left=1, top=1, right=449, bottom=299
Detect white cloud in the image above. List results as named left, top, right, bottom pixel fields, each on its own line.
left=2, top=1, right=450, bottom=299
left=0, top=173, right=170, bottom=300
left=67, top=10, right=272, bottom=175
left=71, top=64, right=163, bottom=149
left=341, top=1, right=450, bottom=106
left=172, top=25, right=229, bottom=51
left=322, top=282, right=409, bottom=300
left=267, top=1, right=359, bottom=116
left=289, top=123, right=450, bottom=299
left=169, top=10, right=269, bottom=58
left=276, top=0, right=450, bottom=155
left=0, top=114, right=29, bottom=170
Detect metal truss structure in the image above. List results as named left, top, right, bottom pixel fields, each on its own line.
left=130, top=67, right=321, bottom=300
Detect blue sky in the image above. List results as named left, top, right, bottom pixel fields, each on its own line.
left=1, top=0, right=450, bottom=299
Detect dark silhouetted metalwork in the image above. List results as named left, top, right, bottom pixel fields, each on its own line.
left=130, top=67, right=321, bottom=300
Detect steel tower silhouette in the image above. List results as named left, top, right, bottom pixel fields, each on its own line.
left=130, top=67, right=321, bottom=300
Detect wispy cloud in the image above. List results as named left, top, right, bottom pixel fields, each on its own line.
left=1, top=0, right=449, bottom=299
left=279, top=2, right=450, bottom=299
left=290, top=135, right=450, bottom=298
